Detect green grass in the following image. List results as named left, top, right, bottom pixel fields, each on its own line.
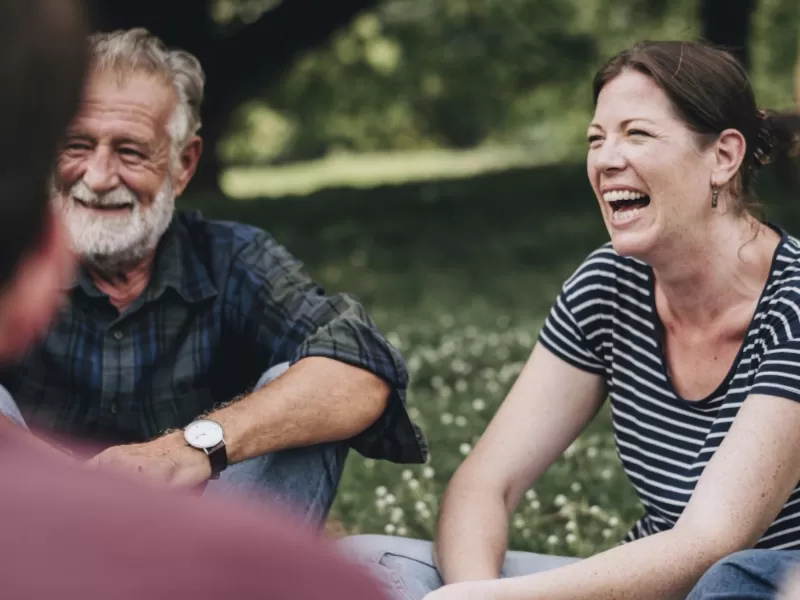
left=184, top=161, right=800, bottom=556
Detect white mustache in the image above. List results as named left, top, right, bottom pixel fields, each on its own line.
left=70, top=180, right=137, bottom=208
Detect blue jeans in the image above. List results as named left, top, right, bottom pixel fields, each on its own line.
left=0, top=363, right=347, bottom=528
left=687, top=550, right=800, bottom=599
left=338, top=534, right=580, bottom=600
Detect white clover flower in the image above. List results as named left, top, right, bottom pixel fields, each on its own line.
left=455, top=379, right=468, bottom=392
left=408, top=355, right=422, bottom=372
left=602, top=528, right=613, bottom=539
left=530, top=500, right=541, bottom=511
left=589, top=505, right=601, bottom=516
left=472, top=398, right=486, bottom=411
left=496, top=347, right=510, bottom=361
left=402, top=469, right=413, bottom=481
left=440, top=314, right=455, bottom=328
left=513, top=516, right=525, bottom=529
left=546, top=535, right=559, bottom=546
left=487, top=333, right=500, bottom=347
left=608, top=516, right=620, bottom=528
left=408, top=407, right=421, bottom=420
left=554, top=494, right=568, bottom=508
left=565, top=521, right=577, bottom=532
left=440, top=386, right=453, bottom=399
left=387, top=332, right=402, bottom=349
left=375, top=498, right=387, bottom=510
left=566, top=533, right=577, bottom=545
left=440, top=413, right=454, bottom=425
left=420, top=508, right=432, bottom=520
left=564, top=444, right=578, bottom=458
left=397, top=526, right=408, bottom=536
left=525, top=489, right=537, bottom=501
left=431, top=375, right=444, bottom=389
left=455, top=415, right=467, bottom=427
left=522, top=528, right=531, bottom=538
left=385, top=494, right=396, bottom=505
left=422, top=466, right=435, bottom=479
left=496, top=315, right=511, bottom=328
left=408, top=479, right=420, bottom=490
left=586, top=446, right=599, bottom=459
left=364, top=459, right=376, bottom=469
left=570, top=482, right=582, bottom=493
left=601, top=468, right=613, bottom=480
left=486, top=381, right=500, bottom=394
left=459, top=443, right=471, bottom=456
left=385, top=524, right=396, bottom=535
left=375, top=486, right=388, bottom=497
left=415, top=501, right=427, bottom=513
left=391, top=507, right=404, bottom=523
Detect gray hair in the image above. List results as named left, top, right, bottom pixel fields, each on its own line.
left=88, top=28, right=205, bottom=158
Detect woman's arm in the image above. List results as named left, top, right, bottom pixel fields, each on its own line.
left=435, top=392, right=800, bottom=600
left=433, top=343, right=607, bottom=583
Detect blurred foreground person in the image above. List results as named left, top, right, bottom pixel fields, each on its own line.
left=0, top=1, right=385, bottom=598
left=342, top=40, right=800, bottom=600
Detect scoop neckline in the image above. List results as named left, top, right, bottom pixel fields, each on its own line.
left=645, top=224, right=787, bottom=407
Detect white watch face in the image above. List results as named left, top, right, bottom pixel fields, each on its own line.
left=184, top=419, right=224, bottom=450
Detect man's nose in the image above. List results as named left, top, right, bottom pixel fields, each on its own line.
left=82, top=147, right=120, bottom=194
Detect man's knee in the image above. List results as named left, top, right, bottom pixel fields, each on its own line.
left=0, top=385, right=27, bottom=429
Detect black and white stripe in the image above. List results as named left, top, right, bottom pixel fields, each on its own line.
left=539, top=234, right=800, bottom=549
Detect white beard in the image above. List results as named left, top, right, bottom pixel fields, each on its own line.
left=53, top=178, right=175, bottom=271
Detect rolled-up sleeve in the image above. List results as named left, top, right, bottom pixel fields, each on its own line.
left=225, top=229, right=427, bottom=464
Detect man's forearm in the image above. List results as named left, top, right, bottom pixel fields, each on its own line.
left=434, top=476, right=512, bottom=583
left=206, top=356, right=390, bottom=464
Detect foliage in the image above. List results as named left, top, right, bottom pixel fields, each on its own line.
left=220, top=0, right=799, bottom=168
left=184, top=162, right=800, bottom=555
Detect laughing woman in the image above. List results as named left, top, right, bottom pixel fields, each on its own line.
left=341, top=40, right=800, bottom=600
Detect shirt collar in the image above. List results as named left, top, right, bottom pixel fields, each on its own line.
left=68, top=211, right=218, bottom=305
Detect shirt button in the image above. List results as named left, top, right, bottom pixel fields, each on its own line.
left=112, top=330, right=124, bottom=341
left=110, top=402, right=119, bottom=415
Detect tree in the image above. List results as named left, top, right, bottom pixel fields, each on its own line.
left=700, top=0, right=758, bottom=68
left=88, top=0, right=381, bottom=190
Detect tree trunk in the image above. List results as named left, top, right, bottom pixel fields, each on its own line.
left=700, top=0, right=758, bottom=69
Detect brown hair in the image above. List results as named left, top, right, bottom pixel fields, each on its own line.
left=592, top=40, right=800, bottom=217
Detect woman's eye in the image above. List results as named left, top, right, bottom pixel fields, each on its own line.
left=587, top=135, right=603, bottom=145
left=628, top=129, right=650, bottom=137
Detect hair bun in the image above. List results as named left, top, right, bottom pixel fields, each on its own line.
left=754, top=110, right=800, bottom=167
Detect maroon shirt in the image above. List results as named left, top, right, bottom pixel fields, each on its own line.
left=0, top=432, right=386, bottom=600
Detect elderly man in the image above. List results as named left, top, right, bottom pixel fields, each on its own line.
left=0, top=2, right=387, bottom=598
left=0, top=27, right=425, bottom=522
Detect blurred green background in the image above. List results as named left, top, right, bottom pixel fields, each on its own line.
left=115, top=0, right=800, bottom=555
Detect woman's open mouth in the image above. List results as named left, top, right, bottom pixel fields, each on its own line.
left=603, top=190, right=650, bottom=224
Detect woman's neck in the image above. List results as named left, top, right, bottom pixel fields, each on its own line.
left=85, top=253, right=156, bottom=314
left=651, top=217, right=780, bottom=331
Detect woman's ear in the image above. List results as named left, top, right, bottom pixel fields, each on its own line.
left=711, top=128, right=747, bottom=187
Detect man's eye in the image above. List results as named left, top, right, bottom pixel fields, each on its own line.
left=120, top=148, right=145, bottom=159
left=65, top=142, right=91, bottom=151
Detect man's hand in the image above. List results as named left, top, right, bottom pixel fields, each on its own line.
left=87, top=431, right=211, bottom=488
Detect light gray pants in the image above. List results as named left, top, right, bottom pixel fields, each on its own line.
left=0, top=363, right=347, bottom=527
left=339, top=534, right=580, bottom=600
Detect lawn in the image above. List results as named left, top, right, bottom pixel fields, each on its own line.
left=183, top=162, right=800, bottom=557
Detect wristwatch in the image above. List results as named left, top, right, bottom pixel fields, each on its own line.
left=183, top=419, right=228, bottom=479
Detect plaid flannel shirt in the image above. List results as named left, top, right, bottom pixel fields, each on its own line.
left=1, top=211, right=427, bottom=463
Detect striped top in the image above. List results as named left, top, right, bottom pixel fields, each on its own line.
left=538, top=232, right=800, bottom=549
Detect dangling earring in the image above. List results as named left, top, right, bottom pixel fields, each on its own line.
left=711, top=187, right=719, bottom=209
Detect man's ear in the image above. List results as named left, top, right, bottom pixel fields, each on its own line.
left=173, top=135, right=203, bottom=196
left=711, top=128, right=747, bottom=188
